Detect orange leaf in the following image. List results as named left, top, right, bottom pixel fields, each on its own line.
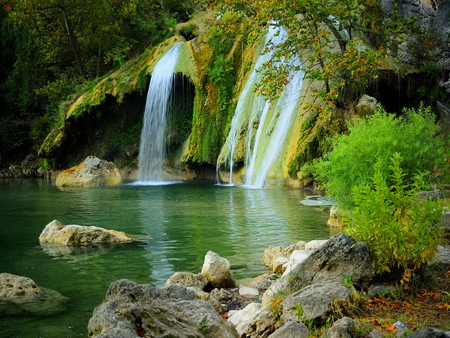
left=385, top=324, right=397, bottom=331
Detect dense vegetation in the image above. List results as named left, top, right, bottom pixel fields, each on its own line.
left=0, top=0, right=197, bottom=166
left=308, top=106, right=448, bottom=280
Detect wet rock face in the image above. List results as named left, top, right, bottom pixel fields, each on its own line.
left=87, top=279, right=239, bottom=338
left=39, top=219, right=134, bottom=246
left=0, top=273, right=69, bottom=317
left=55, top=155, right=122, bottom=187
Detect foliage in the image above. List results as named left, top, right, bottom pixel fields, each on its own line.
left=344, top=153, right=444, bottom=278
left=0, top=0, right=197, bottom=165
left=309, top=105, right=447, bottom=209
left=200, top=0, right=424, bottom=118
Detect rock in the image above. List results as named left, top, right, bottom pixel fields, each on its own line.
left=267, top=320, right=310, bottom=338
left=280, top=282, right=351, bottom=323
left=368, top=284, right=394, bottom=297
left=165, top=271, right=209, bottom=290
left=0, top=273, right=69, bottom=317
left=263, top=245, right=289, bottom=273
left=55, top=155, right=122, bottom=187
left=263, top=241, right=308, bottom=273
left=240, top=307, right=280, bottom=338
left=39, top=219, right=134, bottom=246
left=321, top=317, right=355, bottom=338
left=282, top=250, right=314, bottom=277
left=430, top=245, right=450, bottom=271
left=393, top=320, right=408, bottom=336
left=201, top=251, right=236, bottom=288
left=263, top=233, right=372, bottom=305
left=408, top=328, right=450, bottom=338
left=368, top=329, right=384, bottom=338
left=292, top=233, right=372, bottom=288
left=327, top=205, right=345, bottom=228
left=417, top=190, right=444, bottom=200
left=87, top=279, right=238, bottom=338
left=356, top=94, right=377, bottom=116
left=239, top=284, right=259, bottom=297
left=228, top=302, right=263, bottom=334
left=304, top=239, right=328, bottom=250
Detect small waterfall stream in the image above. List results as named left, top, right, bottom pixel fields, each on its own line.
left=216, top=26, right=304, bottom=188
left=137, top=42, right=182, bottom=183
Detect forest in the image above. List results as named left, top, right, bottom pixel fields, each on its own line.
left=0, top=0, right=198, bottom=166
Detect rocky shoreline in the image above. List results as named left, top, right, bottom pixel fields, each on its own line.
left=1, top=215, right=450, bottom=337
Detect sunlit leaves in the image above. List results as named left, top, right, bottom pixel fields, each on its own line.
left=199, top=0, right=420, bottom=117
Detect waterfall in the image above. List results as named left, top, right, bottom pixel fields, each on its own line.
left=216, top=26, right=304, bottom=188
left=137, top=42, right=182, bottom=183
left=244, top=56, right=304, bottom=188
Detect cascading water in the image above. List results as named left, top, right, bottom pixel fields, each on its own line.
left=137, top=42, right=182, bottom=183
left=216, top=26, right=304, bottom=188
left=244, top=56, right=304, bottom=188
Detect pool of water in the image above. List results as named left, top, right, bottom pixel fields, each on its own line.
left=0, top=179, right=331, bottom=337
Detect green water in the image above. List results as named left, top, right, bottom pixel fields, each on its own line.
left=0, top=179, right=331, bottom=337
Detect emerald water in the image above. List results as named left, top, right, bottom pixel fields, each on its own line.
left=0, top=179, right=330, bottom=337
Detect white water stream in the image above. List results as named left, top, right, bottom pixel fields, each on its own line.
left=137, top=42, right=182, bottom=183
left=216, top=26, right=304, bottom=188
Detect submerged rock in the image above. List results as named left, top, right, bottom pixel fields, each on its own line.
left=39, top=219, right=134, bottom=246
left=0, top=273, right=69, bottom=317
left=87, top=279, right=238, bottom=338
left=55, top=155, right=122, bottom=187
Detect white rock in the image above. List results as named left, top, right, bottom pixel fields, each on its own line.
left=305, top=239, right=328, bottom=250
left=239, top=284, right=259, bottom=297
left=228, top=302, right=262, bottom=329
left=282, top=250, right=314, bottom=277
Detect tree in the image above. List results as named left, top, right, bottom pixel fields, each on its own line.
left=201, top=0, right=421, bottom=118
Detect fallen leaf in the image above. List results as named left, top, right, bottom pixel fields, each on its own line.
left=385, top=324, right=397, bottom=331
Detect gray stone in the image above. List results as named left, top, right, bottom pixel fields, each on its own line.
left=263, top=233, right=372, bottom=305
left=39, top=219, right=134, bottom=246
left=165, top=271, right=209, bottom=290
left=267, top=321, right=310, bottom=338
left=0, top=273, right=69, bottom=317
left=55, top=155, right=122, bottom=187
left=280, top=282, right=351, bottom=322
left=368, top=284, right=394, bottom=297
left=356, top=94, right=377, bottom=116
left=87, top=279, right=238, bottom=338
left=408, top=328, right=450, bottom=338
left=321, top=317, right=355, bottom=338
left=240, top=307, right=280, bottom=338
left=201, top=251, right=236, bottom=289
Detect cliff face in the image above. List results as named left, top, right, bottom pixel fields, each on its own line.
left=38, top=8, right=450, bottom=186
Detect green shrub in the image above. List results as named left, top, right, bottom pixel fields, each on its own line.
left=344, top=153, right=444, bottom=278
left=310, top=105, right=447, bottom=209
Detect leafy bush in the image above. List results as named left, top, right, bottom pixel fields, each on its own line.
left=344, top=153, right=444, bottom=278
left=310, top=105, right=447, bottom=209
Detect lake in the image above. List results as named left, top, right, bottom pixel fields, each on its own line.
left=0, top=179, right=331, bottom=337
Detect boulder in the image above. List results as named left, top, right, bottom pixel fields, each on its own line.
left=327, top=205, right=345, bottom=228
left=239, top=307, right=280, bottom=338
left=87, top=279, right=238, bottom=338
left=280, top=282, right=351, bottom=323
left=165, top=271, right=209, bottom=290
left=356, top=94, right=377, bottom=116
left=201, top=251, right=236, bottom=289
left=39, top=219, right=134, bottom=245
left=263, top=241, right=307, bottom=273
left=263, top=233, right=372, bottom=305
left=55, top=155, right=122, bottom=187
left=290, top=233, right=372, bottom=288
left=228, top=302, right=263, bottom=334
left=267, top=321, right=310, bottom=338
left=321, top=317, right=355, bottom=338
left=0, top=273, right=69, bottom=317
left=282, top=250, right=314, bottom=277
left=408, top=328, right=450, bottom=338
